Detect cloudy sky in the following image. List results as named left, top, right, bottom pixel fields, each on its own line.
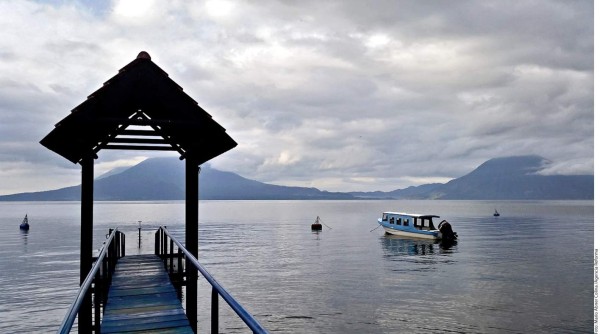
left=0, top=0, right=593, bottom=195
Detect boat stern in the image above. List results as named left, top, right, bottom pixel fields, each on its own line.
left=438, top=220, right=458, bottom=240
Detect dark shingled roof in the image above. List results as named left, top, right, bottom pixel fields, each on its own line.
left=40, top=51, right=237, bottom=164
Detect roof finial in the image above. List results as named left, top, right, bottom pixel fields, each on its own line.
left=137, top=51, right=151, bottom=60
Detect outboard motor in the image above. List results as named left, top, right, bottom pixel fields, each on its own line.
left=438, top=220, right=457, bottom=241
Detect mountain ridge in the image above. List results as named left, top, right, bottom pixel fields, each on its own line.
left=0, top=155, right=593, bottom=200
left=350, top=155, right=593, bottom=200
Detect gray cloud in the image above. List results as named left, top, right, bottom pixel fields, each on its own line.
left=0, top=0, right=592, bottom=194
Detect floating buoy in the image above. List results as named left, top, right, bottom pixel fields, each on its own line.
left=311, top=216, right=323, bottom=231
left=20, top=214, right=29, bottom=231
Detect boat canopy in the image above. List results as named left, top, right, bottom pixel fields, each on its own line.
left=383, top=212, right=440, bottom=219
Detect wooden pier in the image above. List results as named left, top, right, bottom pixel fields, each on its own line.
left=45, top=51, right=269, bottom=333
left=101, top=255, right=193, bottom=333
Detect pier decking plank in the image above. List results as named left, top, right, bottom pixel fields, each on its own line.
left=102, top=254, right=193, bottom=334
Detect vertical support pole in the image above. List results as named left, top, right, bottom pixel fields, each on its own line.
left=185, top=159, right=199, bottom=332
left=138, top=221, right=142, bottom=249
left=162, top=228, right=167, bottom=266
left=170, top=238, right=174, bottom=274
left=211, top=287, right=219, bottom=334
left=156, top=228, right=162, bottom=257
left=94, top=270, right=101, bottom=331
left=79, top=155, right=94, bottom=334
left=121, top=232, right=125, bottom=257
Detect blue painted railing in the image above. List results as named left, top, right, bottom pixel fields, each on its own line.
left=155, top=226, right=269, bottom=334
left=57, top=228, right=125, bottom=334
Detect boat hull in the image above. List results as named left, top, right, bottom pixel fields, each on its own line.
left=382, top=226, right=439, bottom=239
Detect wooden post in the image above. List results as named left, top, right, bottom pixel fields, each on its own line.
left=185, top=159, right=199, bottom=332
left=79, top=155, right=94, bottom=333
left=138, top=220, right=142, bottom=248
left=211, top=287, right=219, bottom=333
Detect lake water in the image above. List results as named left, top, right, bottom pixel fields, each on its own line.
left=0, top=200, right=593, bottom=333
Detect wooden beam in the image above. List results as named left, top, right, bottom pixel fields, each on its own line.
left=97, top=118, right=190, bottom=126
left=102, top=145, right=178, bottom=151
left=120, top=129, right=159, bottom=136
left=110, top=138, right=169, bottom=144
left=141, top=115, right=187, bottom=157
left=93, top=121, right=130, bottom=155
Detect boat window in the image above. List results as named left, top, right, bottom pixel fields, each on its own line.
left=404, top=219, right=409, bottom=226
left=382, top=213, right=388, bottom=221
left=390, top=217, right=395, bottom=224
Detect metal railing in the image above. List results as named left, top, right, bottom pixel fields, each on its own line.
left=57, top=228, right=125, bottom=334
left=155, top=226, right=269, bottom=334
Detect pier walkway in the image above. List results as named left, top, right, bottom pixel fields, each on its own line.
left=57, top=227, right=269, bottom=333
left=101, top=254, right=193, bottom=333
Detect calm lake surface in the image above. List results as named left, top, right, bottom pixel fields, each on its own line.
left=0, top=200, right=592, bottom=333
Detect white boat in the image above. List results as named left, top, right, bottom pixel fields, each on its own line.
left=377, top=212, right=457, bottom=240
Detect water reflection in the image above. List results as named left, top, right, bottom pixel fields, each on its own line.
left=20, top=229, right=28, bottom=252
left=380, top=235, right=457, bottom=256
